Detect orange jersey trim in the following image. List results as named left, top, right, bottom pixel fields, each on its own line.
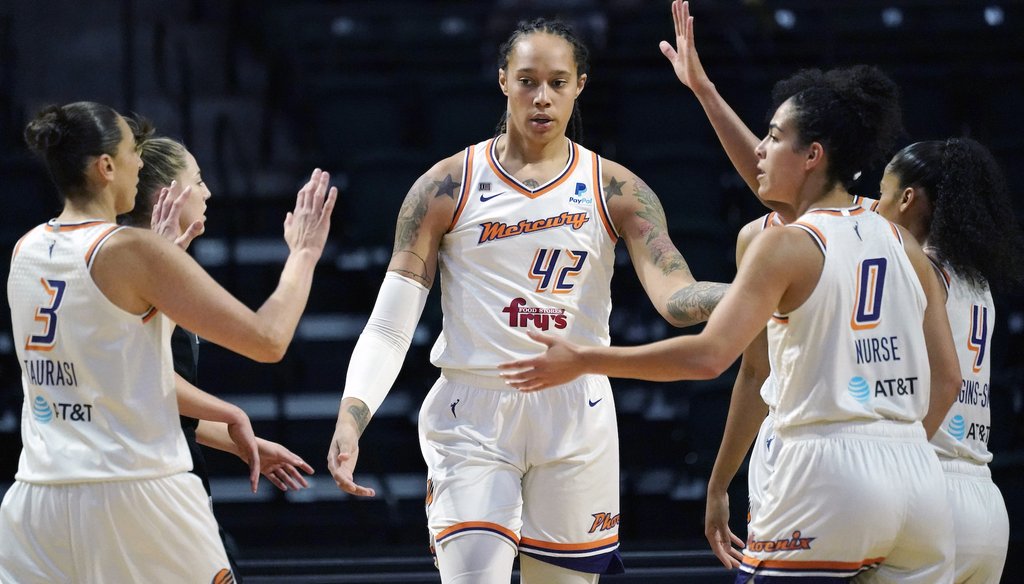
left=888, top=221, right=904, bottom=246
left=448, top=147, right=475, bottom=231
left=771, top=314, right=789, bottom=324
left=486, top=138, right=579, bottom=199
left=790, top=221, right=827, bottom=253
left=435, top=521, right=519, bottom=545
left=141, top=306, right=159, bottom=324
left=592, top=153, right=618, bottom=242
left=11, top=230, right=33, bottom=260
left=742, top=554, right=885, bottom=572
left=84, top=225, right=122, bottom=267
left=519, top=534, right=619, bottom=553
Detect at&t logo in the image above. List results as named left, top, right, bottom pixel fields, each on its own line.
left=948, top=415, right=966, bottom=441
left=848, top=376, right=870, bottom=404
left=32, top=395, right=53, bottom=423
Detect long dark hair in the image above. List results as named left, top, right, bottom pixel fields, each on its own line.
left=770, top=65, right=903, bottom=191
left=887, top=138, right=1024, bottom=292
left=23, top=102, right=126, bottom=200
left=494, top=18, right=588, bottom=144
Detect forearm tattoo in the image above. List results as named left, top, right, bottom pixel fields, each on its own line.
left=346, top=402, right=371, bottom=436
left=667, top=281, right=729, bottom=326
left=630, top=176, right=692, bottom=277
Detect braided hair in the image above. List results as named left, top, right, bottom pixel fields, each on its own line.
left=494, top=18, right=589, bottom=144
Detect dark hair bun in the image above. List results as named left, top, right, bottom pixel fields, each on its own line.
left=24, top=105, right=67, bottom=154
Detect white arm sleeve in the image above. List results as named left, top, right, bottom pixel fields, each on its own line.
left=341, top=271, right=429, bottom=416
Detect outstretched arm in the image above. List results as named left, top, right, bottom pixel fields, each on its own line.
left=95, top=169, right=338, bottom=363
left=501, top=226, right=817, bottom=389
left=328, top=154, right=460, bottom=496
left=175, top=374, right=260, bottom=493
left=603, top=159, right=728, bottom=327
left=660, top=1, right=768, bottom=203
left=195, top=421, right=314, bottom=492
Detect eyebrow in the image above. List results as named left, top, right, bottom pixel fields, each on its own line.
left=515, top=68, right=574, bottom=77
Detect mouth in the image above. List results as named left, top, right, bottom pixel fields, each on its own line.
left=529, top=115, right=554, bottom=130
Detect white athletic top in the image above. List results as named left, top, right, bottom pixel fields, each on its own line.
left=757, top=196, right=880, bottom=409
left=9, top=220, right=190, bottom=483
left=430, top=137, right=618, bottom=376
left=929, top=262, right=995, bottom=464
left=766, top=206, right=930, bottom=431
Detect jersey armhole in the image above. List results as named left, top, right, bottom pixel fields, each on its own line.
left=447, top=147, right=475, bottom=232
left=593, top=153, right=619, bottom=242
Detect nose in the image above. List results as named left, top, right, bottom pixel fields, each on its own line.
left=533, top=83, right=552, bottom=107
left=755, top=136, right=768, bottom=159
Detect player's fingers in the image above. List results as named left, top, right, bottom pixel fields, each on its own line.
left=659, top=40, right=678, bottom=62
left=730, top=532, right=745, bottom=548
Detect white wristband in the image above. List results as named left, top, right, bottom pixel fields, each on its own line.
left=342, top=271, right=429, bottom=416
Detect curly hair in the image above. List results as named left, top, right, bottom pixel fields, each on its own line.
left=887, top=138, right=1024, bottom=292
left=494, top=18, right=588, bottom=143
left=770, top=65, right=903, bottom=191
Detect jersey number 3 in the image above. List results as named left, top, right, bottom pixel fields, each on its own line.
left=851, top=258, right=887, bottom=330
left=25, top=278, right=67, bottom=351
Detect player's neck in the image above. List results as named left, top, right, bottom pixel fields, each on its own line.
left=497, top=132, right=569, bottom=167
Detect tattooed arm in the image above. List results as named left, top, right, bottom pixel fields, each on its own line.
left=328, top=154, right=463, bottom=496
left=603, top=159, right=728, bottom=327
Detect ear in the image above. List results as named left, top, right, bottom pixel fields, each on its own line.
left=804, top=142, right=825, bottom=171
left=498, top=68, right=509, bottom=96
left=575, top=73, right=587, bottom=98
left=93, top=153, right=116, bottom=184
left=898, top=186, right=916, bottom=213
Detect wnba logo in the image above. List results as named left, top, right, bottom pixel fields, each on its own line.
left=848, top=376, right=871, bottom=404
left=948, top=415, right=966, bottom=441
left=32, top=395, right=53, bottom=423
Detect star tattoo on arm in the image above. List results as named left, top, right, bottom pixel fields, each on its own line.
left=606, top=176, right=626, bottom=198
left=433, top=174, right=460, bottom=199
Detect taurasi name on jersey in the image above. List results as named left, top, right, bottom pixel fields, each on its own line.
left=23, top=358, right=78, bottom=387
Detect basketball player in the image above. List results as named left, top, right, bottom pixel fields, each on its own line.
left=0, top=102, right=335, bottom=583
left=500, top=65, right=962, bottom=582
left=663, top=4, right=1022, bottom=580
left=877, top=138, right=1023, bottom=583
left=127, top=134, right=316, bottom=495
left=327, top=18, right=728, bottom=584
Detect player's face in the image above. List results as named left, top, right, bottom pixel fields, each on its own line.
left=112, top=115, right=143, bottom=214
left=174, top=150, right=211, bottom=234
left=875, top=168, right=903, bottom=222
left=755, top=99, right=809, bottom=205
left=499, top=32, right=586, bottom=143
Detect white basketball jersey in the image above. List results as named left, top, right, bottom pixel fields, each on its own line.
left=929, top=263, right=995, bottom=464
left=757, top=196, right=879, bottom=409
left=9, top=220, right=190, bottom=483
left=766, top=206, right=930, bottom=430
left=430, top=137, right=617, bottom=375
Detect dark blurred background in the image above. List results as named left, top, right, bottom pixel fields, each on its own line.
left=1, top=0, right=1023, bottom=581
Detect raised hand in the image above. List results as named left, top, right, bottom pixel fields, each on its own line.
left=659, top=1, right=713, bottom=95
left=705, top=489, right=745, bottom=569
left=151, top=180, right=204, bottom=249
left=498, top=331, right=588, bottom=392
left=284, top=168, right=338, bottom=256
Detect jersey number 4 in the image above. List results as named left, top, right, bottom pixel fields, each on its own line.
left=968, top=304, right=988, bottom=373
left=529, top=249, right=588, bottom=293
left=25, top=278, right=67, bottom=351
left=851, top=258, right=887, bottom=330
